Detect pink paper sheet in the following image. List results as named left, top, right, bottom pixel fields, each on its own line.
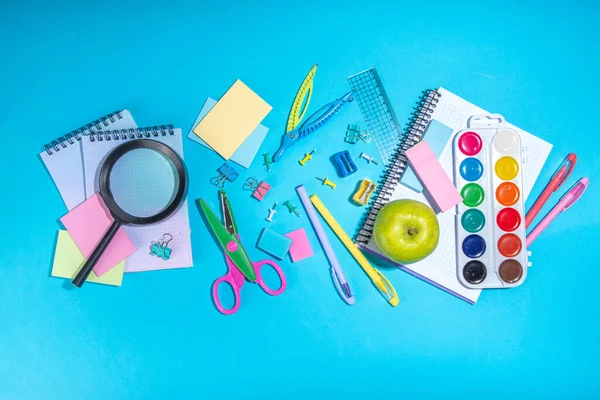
left=60, top=194, right=136, bottom=277
left=285, top=228, right=314, bottom=263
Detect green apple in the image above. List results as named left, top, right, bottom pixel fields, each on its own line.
left=373, top=199, right=439, bottom=264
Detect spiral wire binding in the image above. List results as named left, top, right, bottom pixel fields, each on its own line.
left=43, top=111, right=123, bottom=155
left=354, top=89, right=441, bottom=245
left=89, top=124, right=175, bottom=142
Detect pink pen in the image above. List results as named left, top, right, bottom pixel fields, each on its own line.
left=526, top=177, right=589, bottom=247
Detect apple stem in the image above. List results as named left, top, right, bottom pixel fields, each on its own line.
left=408, top=228, right=418, bottom=236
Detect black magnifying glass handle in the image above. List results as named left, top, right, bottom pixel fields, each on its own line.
left=72, top=220, right=122, bottom=287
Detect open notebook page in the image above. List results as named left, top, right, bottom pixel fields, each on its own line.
left=364, top=87, right=552, bottom=303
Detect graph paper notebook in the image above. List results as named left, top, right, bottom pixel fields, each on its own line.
left=81, top=126, right=192, bottom=273
left=39, top=110, right=137, bottom=210
left=355, top=87, right=552, bottom=303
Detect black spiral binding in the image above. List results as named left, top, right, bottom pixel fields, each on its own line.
left=43, top=111, right=123, bottom=155
left=354, top=89, right=441, bottom=245
left=88, top=124, right=175, bottom=142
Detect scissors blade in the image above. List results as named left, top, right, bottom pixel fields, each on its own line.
left=199, top=196, right=257, bottom=283
left=198, top=198, right=235, bottom=250
left=219, top=190, right=237, bottom=235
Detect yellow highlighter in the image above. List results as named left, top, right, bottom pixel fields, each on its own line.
left=310, top=194, right=399, bottom=306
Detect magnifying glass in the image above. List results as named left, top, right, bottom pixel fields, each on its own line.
left=73, top=139, right=187, bottom=287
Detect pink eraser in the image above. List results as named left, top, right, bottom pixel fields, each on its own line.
left=405, top=140, right=462, bottom=213
left=284, top=228, right=313, bottom=263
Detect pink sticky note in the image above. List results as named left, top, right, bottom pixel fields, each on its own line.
left=406, top=140, right=462, bottom=213
left=284, top=228, right=313, bottom=263
left=60, top=194, right=136, bottom=277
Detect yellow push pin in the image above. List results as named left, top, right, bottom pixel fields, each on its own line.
left=299, top=149, right=317, bottom=166
left=316, top=177, right=336, bottom=189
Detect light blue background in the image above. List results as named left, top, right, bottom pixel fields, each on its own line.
left=1, top=0, right=599, bottom=398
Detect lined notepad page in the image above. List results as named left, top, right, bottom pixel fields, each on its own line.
left=39, top=110, right=137, bottom=210
left=81, top=128, right=192, bottom=273
left=365, top=87, right=552, bottom=303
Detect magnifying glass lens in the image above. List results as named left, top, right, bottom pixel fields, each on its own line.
left=109, top=148, right=179, bottom=218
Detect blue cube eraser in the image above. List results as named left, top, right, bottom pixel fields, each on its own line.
left=256, top=227, right=293, bottom=260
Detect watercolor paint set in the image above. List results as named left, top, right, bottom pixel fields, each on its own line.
left=452, top=115, right=529, bottom=289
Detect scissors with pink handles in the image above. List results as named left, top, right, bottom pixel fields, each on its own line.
left=198, top=190, right=286, bottom=315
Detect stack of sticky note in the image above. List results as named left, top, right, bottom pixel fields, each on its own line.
left=188, top=80, right=272, bottom=168
left=51, top=194, right=136, bottom=286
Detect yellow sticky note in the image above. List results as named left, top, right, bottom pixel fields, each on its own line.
left=193, top=80, right=272, bottom=159
left=52, top=230, right=124, bottom=286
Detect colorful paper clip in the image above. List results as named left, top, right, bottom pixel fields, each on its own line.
left=316, top=177, right=336, bottom=189
left=332, top=150, right=358, bottom=177
left=262, top=153, right=272, bottom=172
left=283, top=200, right=301, bottom=217
left=345, top=124, right=372, bottom=144
left=211, top=163, right=239, bottom=188
left=352, top=179, right=377, bottom=206
left=360, top=152, right=379, bottom=165
left=149, top=234, right=173, bottom=261
left=266, top=202, right=278, bottom=222
left=244, top=177, right=271, bottom=201
left=299, top=149, right=317, bottom=166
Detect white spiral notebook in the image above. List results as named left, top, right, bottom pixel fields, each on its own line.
left=39, top=110, right=137, bottom=210
left=355, top=87, right=553, bottom=303
left=81, top=125, right=193, bottom=273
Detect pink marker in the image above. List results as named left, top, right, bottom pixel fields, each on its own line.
left=526, top=177, right=588, bottom=247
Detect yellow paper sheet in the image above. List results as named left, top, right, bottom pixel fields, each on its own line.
left=193, top=80, right=272, bottom=159
left=52, top=230, right=124, bottom=286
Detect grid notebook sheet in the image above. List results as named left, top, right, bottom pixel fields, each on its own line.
left=39, top=110, right=137, bottom=210
left=81, top=126, right=192, bottom=273
left=359, top=87, right=553, bottom=303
